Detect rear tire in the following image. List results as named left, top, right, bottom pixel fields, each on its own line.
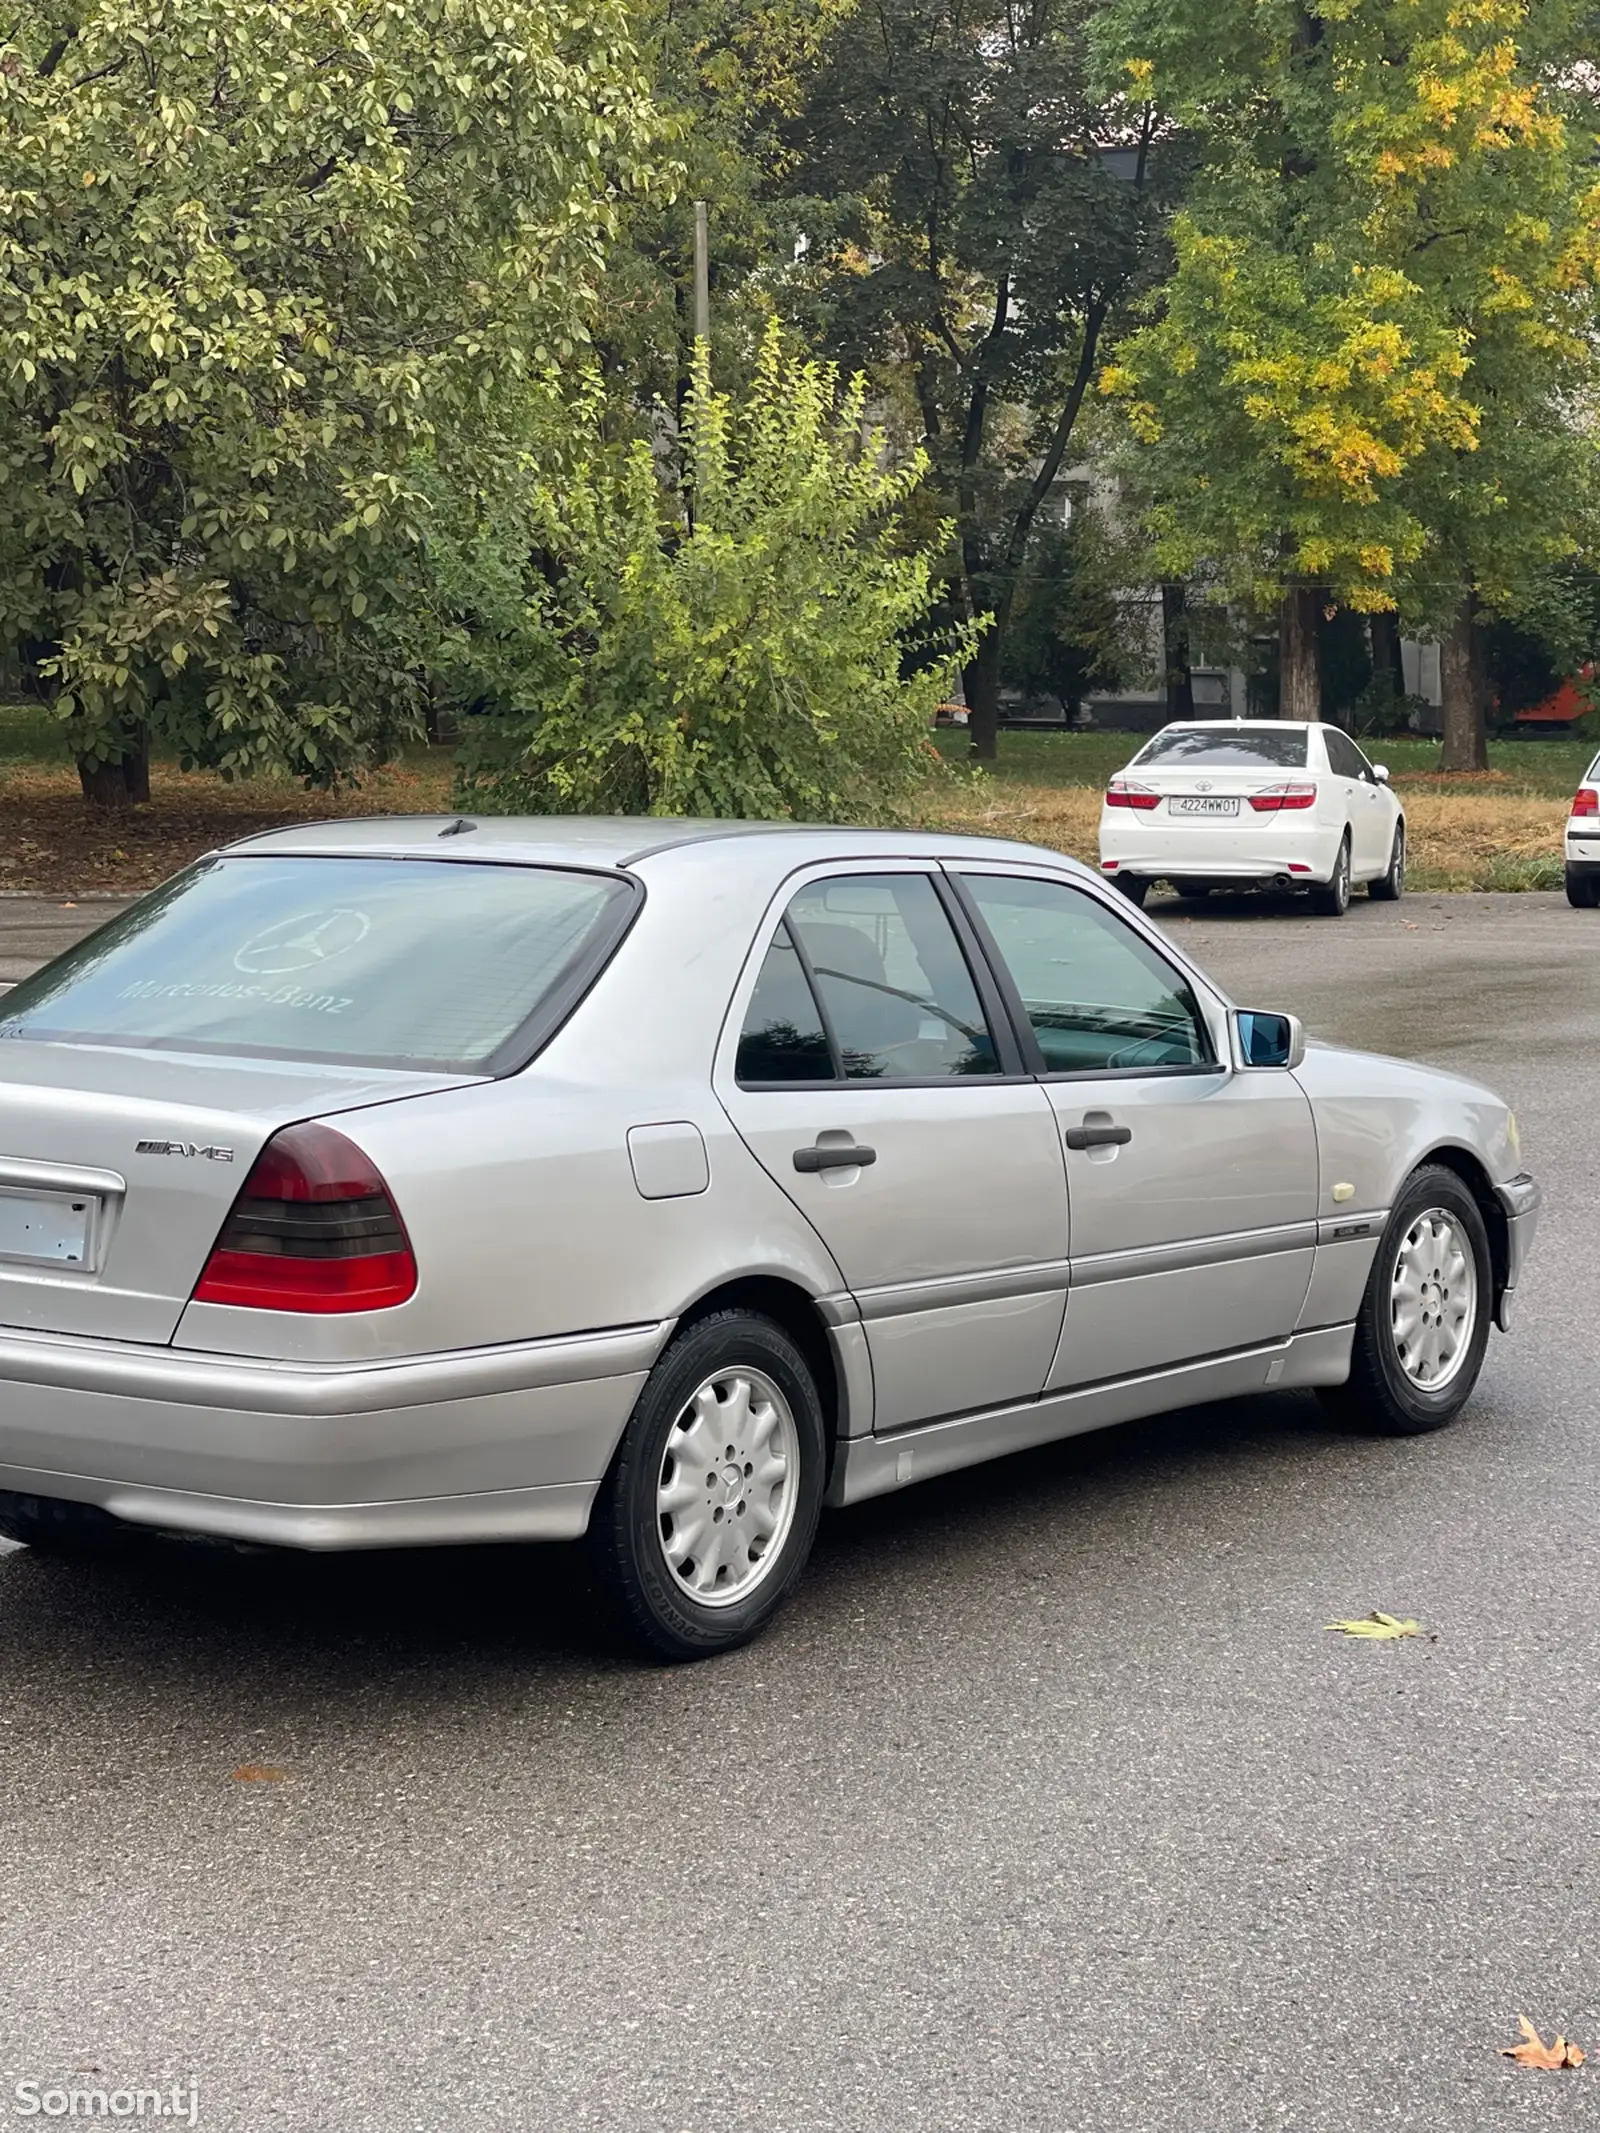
left=0, top=1492, right=118, bottom=1554
left=1113, top=876, right=1150, bottom=908
left=1317, top=1165, right=1492, bottom=1435
left=1309, top=834, right=1352, bottom=917
left=1369, top=822, right=1405, bottom=901
left=1565, top=866, right=1600, bottom=909
left=589, top=1310, right=825, bottom=1661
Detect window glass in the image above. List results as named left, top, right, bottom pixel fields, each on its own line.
left=735, top=927, right=833, bottom=1083
left=786, top=875, right=1000, bottom=1080
left=1323, top=729, right=1368, bottom=780
left=1135, top=727, right=1308, bottom=769
left=963, top=874, right=1213, bottom=1074
left=0, top=857, right=631, bottom=1072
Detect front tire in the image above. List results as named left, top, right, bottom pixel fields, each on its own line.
left=1369, top=821, right=1405, bottom=901
left=1319, top=1165, right=1492, bottom=1435
left=589, top=1310, right=826, bottom=1661
left=1309, top=834, right=1352, bottom=917
left=1566, top=866, right=1600, bottom=909
left=1173, top=880, right=1213, bottom=900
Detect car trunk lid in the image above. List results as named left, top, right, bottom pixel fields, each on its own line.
left=0, top=1044, right=479, bottom=1342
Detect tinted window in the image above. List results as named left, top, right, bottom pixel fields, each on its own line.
left=963, top=874, right=1213, bottom=1073
left=1323, top=729, right=1369, bottom=780
left=786, top=875, right=999, bottom=1080
left=1135, top=728, right=1308, bottom=769
left=0, top=858, right=631, bottom=1072
left=736, top=927, right=833, bottom=1083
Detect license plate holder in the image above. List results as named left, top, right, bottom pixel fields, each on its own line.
left=0, top=1186, right=97, bottom=1269
left=1170, top=796, right=1239, bottom=816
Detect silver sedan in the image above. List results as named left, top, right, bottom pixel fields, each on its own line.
left=0, top=819, right=1539, bottom=1657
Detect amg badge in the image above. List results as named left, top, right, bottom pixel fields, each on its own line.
left=135, top=1140, right=235, bottom=1162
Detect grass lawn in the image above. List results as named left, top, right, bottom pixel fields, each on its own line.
left=0, top=706, right=1587, bottom=894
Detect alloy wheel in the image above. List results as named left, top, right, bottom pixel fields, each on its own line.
left=1389, top=1209, right=1478, bottom=1390
left=655, top=1367, right=800, bottom=1608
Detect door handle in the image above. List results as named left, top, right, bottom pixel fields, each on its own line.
left=793, top=1141, right=877, bottom=1173
left=1064, top=1123, right=1132, bottom=1150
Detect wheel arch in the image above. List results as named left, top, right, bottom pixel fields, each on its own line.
left=673, top=1276, right=854, bottom=1479
left=1411, top=1143, right=1510, bottom=1304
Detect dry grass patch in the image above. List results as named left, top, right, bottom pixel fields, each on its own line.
left=1399, top=791, right=1567, bottom=889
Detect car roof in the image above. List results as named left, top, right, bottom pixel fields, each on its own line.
left=1148, top=720, right=1320, bottom=733
left=213, top=815, right=1088, bottom=875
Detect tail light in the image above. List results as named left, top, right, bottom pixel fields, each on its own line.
left=1106, top=779, right=1160, bottom=810
left=194, top=1122, right=417, bottom=1313
left=1248, top=782, right=1318, bottom=812
left=1572, top=787, right=1599, bottom=817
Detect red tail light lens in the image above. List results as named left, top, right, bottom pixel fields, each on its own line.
left=1572, top=787, right=1599, bottom=817
left=194, top=1122, right=417, bottom=1313
left=1248, top=782, right=1318, bottom=812
left=1106, top=779, right=1160, bottom=810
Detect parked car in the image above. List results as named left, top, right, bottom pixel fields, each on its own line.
left=1563, top=750, right=1600, bottom=906
left=1098, top=719, right=1406, bottom=914
left=0, top=819, right=1535, bottom=1658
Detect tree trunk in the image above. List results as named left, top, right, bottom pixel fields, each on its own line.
left=1161, top=584, right=1195, bottom=720
left=76, top=725, right=151, bottom=807
left=1369, top=609, right=1403, bottom=705
left=964, top=625, right=1003, bottom=763
left=1278, top=584, right=1322, bottom=720
left=1440, top=597, right=1489, bottom=770
left=121, top=725, right=150, bottom=804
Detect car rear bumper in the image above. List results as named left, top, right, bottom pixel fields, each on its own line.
left=0, top=1321, right=669, bottom=1547
left=1099, top=818, right=1345, bottom=881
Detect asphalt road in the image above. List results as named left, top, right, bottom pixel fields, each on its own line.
left=0, top=889, right=1596, bottom=2133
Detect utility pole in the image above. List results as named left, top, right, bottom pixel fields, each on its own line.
left=692, top=201, right=710, bottom=351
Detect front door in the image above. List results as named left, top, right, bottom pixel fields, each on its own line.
left=951, top=868, right=1320, bottom=1388
left=717, top=867, right=1069, bottom=1432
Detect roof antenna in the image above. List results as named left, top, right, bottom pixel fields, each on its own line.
left=437, top=817, right=478, bottom=838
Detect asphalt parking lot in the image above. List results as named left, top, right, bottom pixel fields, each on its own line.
left=0, top=888, right=1596, bottom=2132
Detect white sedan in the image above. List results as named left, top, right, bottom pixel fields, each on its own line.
left=1098, top=720, right=1406, bottom=915
left=1563, top=750, right=1600, bottom=906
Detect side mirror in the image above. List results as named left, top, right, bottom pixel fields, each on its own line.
left=1371, top=763, right=1391, bottom=784
left=1234, top=1009, right=1306, bottom=1070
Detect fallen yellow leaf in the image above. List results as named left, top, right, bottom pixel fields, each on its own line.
left=1323, top=1610, right=1426, bottom=1640
left=1499, top=2016, right=1585, bottom=2069
left=230, top=1763, right=287, bottom=1784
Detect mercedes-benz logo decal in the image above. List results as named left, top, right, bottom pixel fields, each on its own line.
left=233, top=909, right=371, bottom=977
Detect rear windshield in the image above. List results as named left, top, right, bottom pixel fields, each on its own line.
left=0, top=857, right=634, bottom=1072
left=1134, top=728, right=1309, bottom=769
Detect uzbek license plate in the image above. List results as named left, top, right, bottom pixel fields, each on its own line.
left=1170, top=796, right=1238, bottom=815
left=0, top=1188, right=95, bottom=1267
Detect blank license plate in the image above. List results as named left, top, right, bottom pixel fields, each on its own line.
left=0, top=1188, right=95, bottom=1268
left=1170, top=796, right=1238, bottom=816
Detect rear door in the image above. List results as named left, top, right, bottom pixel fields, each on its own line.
left=950, top=867, right=1319, bottom=1388
left=717, top=866, right=1069, bottom=1432
left=1323, top=727, right=1386, bottom=874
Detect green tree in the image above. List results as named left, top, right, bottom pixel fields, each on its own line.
left=775, top=0, right=1174, bottom=759
left=1001, top=505, right=1141, bottom=716
left=458, top=328, right=972, bottom=820
left=0, top=0, right=661, bottom=804
left=1100, top=0, right=1600, bottom=743
left=594, top=0, right=852, bottom=410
